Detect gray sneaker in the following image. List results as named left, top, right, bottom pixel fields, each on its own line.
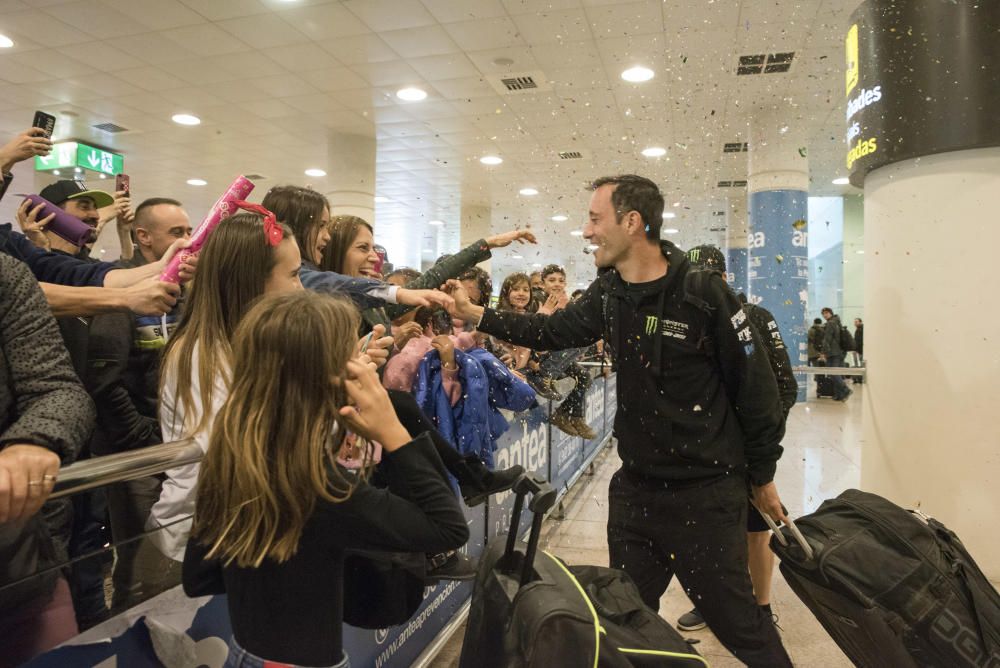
left=676, top=608, right=706, bottom=631
left=552, top=376, right=577, bottom=397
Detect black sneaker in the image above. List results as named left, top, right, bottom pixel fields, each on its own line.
left=425, top=551, right=478, bottom=582
left=762, top=603, right=782, bottom=630
left=677, top=608, right=707, bottom=631
left=837, top=388, right=854, bottom=402
left=457, top=457, right=524, bottom=507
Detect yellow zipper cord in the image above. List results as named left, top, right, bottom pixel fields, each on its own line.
left=618, top=647, right=710, bottom=666
left=541, top=551, right=600, bottom=668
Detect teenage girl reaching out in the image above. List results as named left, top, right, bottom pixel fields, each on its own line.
left=184, top=292, right=468, bottom=668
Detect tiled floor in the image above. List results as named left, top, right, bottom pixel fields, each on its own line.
left=428, top=387, right=865, bottom=667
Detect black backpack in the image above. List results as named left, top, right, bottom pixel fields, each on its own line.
left=839, top=325, right=856, bottom=352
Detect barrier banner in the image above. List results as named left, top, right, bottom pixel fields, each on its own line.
left=488, top=403, right=550, bottom=540
left=581, top=380, right=606, bottom=461
left=549, top=415, right=582, bottom=496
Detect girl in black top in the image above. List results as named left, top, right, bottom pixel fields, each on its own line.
left=182, top=291, right=469, bottom=667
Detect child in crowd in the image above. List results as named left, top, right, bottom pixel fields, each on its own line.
left=184, top=291, right=468, bottom=668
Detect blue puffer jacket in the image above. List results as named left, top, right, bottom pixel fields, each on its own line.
left=414, top=349, right=493, bottom=466
left=414, top=347, right=538, bottom=468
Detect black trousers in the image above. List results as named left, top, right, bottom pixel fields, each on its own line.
left=607, top=470, right=792, bottom=668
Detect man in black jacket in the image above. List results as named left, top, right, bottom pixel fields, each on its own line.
left=447, top=175, right=792, bottom=667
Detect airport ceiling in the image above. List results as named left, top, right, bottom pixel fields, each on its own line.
left=0, top=0, right=862, bottom=283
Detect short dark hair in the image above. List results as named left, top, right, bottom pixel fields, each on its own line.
left=541, top=264, right=565, bottom=280
left=458, top=266, right=492, bottom=307
left=821, top=307, right=833, bottom=315
left=588, top=174, right=664, bottom=239
left=134, top=197, right=183, bottom=229
left=386, top=267, right=421, bottom=284
left=814, top=318, right=822, bottom=325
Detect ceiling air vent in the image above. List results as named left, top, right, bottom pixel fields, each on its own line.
left=712, top=211, right=726, bottom=216
left=736, top=52, right=795, bottom=75
left=732, top=180, right=747, bottom=187
left=709, top=227, right=726, bottom=232
left=717, top=180, right=748, bottom=188
left=723, top=142, right=749, bottom=153
left=559, top=151, right=583, bottom=160
left=486, top=70, right=553, bottom=95
left=93, top=122, right=129, bottom=134
left=245, top=173, right=267, bottom=181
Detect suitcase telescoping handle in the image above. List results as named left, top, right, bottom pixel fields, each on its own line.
left=503, top=473, right=557, bottom=586
left=751, top=499, right=815, bottom=561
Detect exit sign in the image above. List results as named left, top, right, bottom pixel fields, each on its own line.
left=35, top=141, right=124, bottom=176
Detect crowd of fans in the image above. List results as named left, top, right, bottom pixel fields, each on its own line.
left=0, top=126, right=608, bottom=667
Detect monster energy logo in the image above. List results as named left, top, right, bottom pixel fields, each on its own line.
left=645, top=316, right=658, bottom=335
left=689, top=248, right=701, bottom=263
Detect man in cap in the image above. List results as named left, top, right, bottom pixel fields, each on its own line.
left=18, top=180, right=132, bottom=257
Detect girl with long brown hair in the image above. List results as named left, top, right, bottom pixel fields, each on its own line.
left=148, top=211, right=300, bottom=563
left=184, top=291, right=467, bottom=668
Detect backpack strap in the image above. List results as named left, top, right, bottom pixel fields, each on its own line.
left=682, top=269, right=719, bottom=358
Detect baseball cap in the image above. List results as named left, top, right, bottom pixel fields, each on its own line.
left=687, top=245, right=727, bottom=272
left=39, top=180, right=114, bottom=208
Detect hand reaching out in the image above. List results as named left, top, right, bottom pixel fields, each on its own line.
left=486, top=228, right=538, bottom=249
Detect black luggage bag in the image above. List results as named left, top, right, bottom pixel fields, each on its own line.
left=459, top=474, right=705, bottom=668
left=814, top=359, right=836, bottom=398
left=764, top=489, right=1000, bottom=667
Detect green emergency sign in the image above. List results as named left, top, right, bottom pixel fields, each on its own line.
left=35, top=141, right=123, bottom=176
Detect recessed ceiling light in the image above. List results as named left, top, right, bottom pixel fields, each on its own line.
left=396, top=87, right=427, bottom=101
left=832, top=177, right=850, bottom=185
left=663, top=228, right=680, bottom=234
left=511, top=254, right=523, bottom=259
left=519, top=187, right=538, bottom=196
left=532, top=263, right=542, bottom=267
left=374, top=196, right=390, bottom=203
left=570, top=230, right=583, bottom=237
left=172, top=113, right=200, bottom=126
left=642, top=147, right=666, bottom=158
left=551, top=215, right=568, bottom=222
left=662, top=212, right=677, bottom=219
left=304, top=168, right=326, bottom=177
left=53, top=170, right=60, bottom=175
left=621, top=66, right=654, bottom=83
left=480, top=155, right=503, bottom=165
left=0, top=34, right=14, bottom=48
left=98, top=173, right=107, bottom=179
left=187, top=178, right=207, bottom=186
left=74, top=167, right=82, bottom=173
left=429, top=220, right=444, bottom=226
left=672, top=201, right=681, bottom=207
left=856, top=249, right=865, bottom=254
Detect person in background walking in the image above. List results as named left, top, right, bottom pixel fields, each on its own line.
left=820, top=308, right=852, bottom=402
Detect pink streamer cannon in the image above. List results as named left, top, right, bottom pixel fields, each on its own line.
left=158, top=175, right=255, bottom=284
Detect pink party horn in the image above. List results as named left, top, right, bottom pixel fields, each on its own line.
left=159, top=175, right=255, bottom=283
left=19, top=194, right=97, bottom=247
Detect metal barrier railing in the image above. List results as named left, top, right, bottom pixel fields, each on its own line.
left=50, top=439, right=200, bottom=500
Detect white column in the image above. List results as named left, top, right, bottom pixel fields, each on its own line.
left=724, top=194, right=749, bottom=295
left=861, top=147, right=1000, bottom=579
left=324, top=133, right=375, bottom=222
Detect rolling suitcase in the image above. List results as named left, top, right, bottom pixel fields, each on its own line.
left=460, top=474, right=705, bottom=668
left=814, top=360, right=836, bottom=398
left=759, top=490, right=1000, bottom=667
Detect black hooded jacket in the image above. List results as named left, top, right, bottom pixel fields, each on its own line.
left=477, top=241, right=785, bottom=486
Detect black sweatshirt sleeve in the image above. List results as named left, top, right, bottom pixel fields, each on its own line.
left=748, top=305, right=798, bottom=413
left=384, top=239, right=491, bottom=320
left=477, top=281, right=605, bottom=351
left=328, top=432, right=469, bottom=554
left=709, top=276, right=785, bottom=485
